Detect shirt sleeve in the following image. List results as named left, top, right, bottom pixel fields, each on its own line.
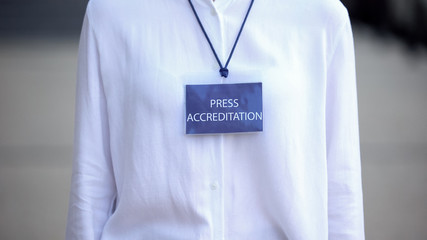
left=325, top=14, right=365, bottom=240
left=66, top=7, right=117, bottom=240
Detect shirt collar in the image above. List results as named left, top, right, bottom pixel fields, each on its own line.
left=191, top=0, right=237, bottom=12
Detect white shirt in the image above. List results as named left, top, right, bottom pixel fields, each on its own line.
left=66, top=0, right=365, bottom=239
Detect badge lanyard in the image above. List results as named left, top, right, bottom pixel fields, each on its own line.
left=188, top=0, right=255, bottom=78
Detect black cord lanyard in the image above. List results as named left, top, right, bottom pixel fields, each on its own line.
left=188, top=0, right=255, bottom=78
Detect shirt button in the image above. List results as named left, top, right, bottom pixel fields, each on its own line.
left=211, top=9, right=217, bottom=16
left=210, top=182, right=219, bottom=190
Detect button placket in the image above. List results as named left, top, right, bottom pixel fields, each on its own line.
left=190, top=2, right=227, bottom=238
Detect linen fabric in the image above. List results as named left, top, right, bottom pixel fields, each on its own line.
left=66, top=0, right=365, bottom=239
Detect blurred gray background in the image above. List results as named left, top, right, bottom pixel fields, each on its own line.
left=0, top=0, right=426, bottom=239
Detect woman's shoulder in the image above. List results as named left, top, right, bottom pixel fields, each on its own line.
left=285, top=0, right=350, bottom=33
left=307, top=0, right=349, bottom=28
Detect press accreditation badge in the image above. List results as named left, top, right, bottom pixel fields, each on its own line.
left=186, top=82, right=263, bottom=134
